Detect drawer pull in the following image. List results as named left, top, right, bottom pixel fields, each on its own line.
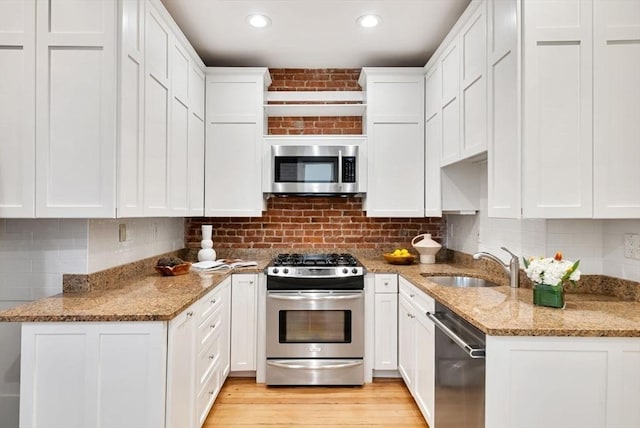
left=249, top=280, right=254, bottom=285
left=409, top=293, right=415, bottom=298
left=384, top=281, right=389, bottom=286
left=210, top=323, right=217, bottom=329
left=211, top=299, right=217, bottom=304
left=209, top=390, right=214, bottom=395
left=186, top=311, right=194, bottom=317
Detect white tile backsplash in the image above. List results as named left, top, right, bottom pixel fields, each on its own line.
left=87, top=217, right=184, bottom=273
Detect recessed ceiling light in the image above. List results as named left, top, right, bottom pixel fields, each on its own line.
left=246, top=14, right=271, bottom=28
left=357, top=14, right=381, bottom=28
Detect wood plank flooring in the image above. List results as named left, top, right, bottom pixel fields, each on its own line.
left=204, top=377, right=428, bottom=427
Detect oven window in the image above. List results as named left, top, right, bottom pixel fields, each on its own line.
left=279, top=310, right=352, bottom=343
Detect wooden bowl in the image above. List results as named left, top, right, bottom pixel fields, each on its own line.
left=383, top=253, right=416, bottom=265
left=155, top=262, right=192, bottom=276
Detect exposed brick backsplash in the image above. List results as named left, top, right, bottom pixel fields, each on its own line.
left=186, top=197, right=444, bottom=251
left=185, top=69, right=445, bottom=252
left=268, top=116, right=362, bottom=135
left=268, top=68, right=361, bottom=91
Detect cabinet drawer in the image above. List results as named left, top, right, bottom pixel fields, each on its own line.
left=399, top=277, right=434, bottom=313
left=198, top=304, right=223, bottom=349
left=199, top=285, right=224, bottom=322
left=197, top=332, right=222, bottom=387
left=196, top=362, right=221, bottom=426
left=374, top=274, right=398, bottom=293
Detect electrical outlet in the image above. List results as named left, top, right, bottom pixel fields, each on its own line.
left=624, top=234, right=640, bottom=260
left=118, top=224, right=127, bottom=242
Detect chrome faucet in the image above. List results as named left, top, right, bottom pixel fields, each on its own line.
left=472, top=247, right=520, bottom=288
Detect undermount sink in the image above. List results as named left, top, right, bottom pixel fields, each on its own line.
left=422, top=275, right=499, bottom=288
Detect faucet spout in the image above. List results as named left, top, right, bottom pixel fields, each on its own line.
left=472, top=247, right=520, bottom=288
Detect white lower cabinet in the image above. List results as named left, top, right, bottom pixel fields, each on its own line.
left=373, top=274, right=398, bottom=371
left=486, top=336, right=640, bottom=428
left=397, top=277, right=435, bottom=428
left=231, top=274, right=258, bottom=372
left=19, top=278, right=231, bottom=428
left=20, top=322, right=167, bottom=428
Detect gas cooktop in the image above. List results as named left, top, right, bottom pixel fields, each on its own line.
left=266, top=253, right=365, bottom=278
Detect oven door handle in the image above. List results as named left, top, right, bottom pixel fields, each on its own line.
left=268, top=292, right=362, bottom=301
left=267, top=360, right=363, bottom=370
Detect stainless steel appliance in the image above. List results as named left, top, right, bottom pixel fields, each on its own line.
left=427, top=302, right=486, bottom=428
left=271, top=145, right=358, bottom=195
left=265, top=253, right=365, bottom=385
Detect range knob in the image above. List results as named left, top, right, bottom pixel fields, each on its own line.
left=272, top=268, right=279, bottom=274
left=352, top=268, right=358, bottom=274
left=283, top=268, right=289, bottom=274
left=342, top=268, right=349, bottom=274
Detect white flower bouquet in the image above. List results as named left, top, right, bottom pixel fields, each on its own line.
left=523, top=252, right=580, bottom=308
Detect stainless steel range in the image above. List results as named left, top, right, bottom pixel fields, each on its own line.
left=265, top=253, right=365, bottom=386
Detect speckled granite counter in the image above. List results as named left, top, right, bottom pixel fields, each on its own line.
left=0, top=261, right=269, bottom=322
left=2, top=251, right=640, bottom=337
left=360, top=255, right=640, bottom=337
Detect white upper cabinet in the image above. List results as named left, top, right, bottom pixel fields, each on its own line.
left=205, top=68, right=270, bottom=217
left=35, top=0, right=117, bottom=217
left=124, top=0, right=205, bottom=218
left=460, top=1, right=487, bottom=159
left=118, top=0, right=146, bottom=218
left=486, top=0, right=520, bottom=218
left=522, top=0, right=594, bottom=218
left=593, top=0, right=640, bottom=218
left=424, top=65, right=443, bottom=217
left=440, top=40, right=461, bottom=166
left=359, top=68, right=425, bottom=217
left=0, top=0, right=35, bottom=217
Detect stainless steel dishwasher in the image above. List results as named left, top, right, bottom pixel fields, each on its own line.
left=427, top=302, right=486, bottom=428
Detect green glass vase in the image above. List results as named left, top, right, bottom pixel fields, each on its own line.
left=533, top=283, right=564, bottom=308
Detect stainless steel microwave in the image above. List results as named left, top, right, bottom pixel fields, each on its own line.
left=271, top=145, right=358, bottom=195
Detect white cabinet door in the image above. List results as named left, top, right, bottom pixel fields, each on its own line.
left=414, top=308, right=435, bottom=428
left=397, top=294, right=415, bottom=390
left=188, top=64, right=206, bottom=216
left=167, top=40, right=191, bottom=216
left=487, top=0, right=520, bottom=218
left=166, top=305, right=197, bottom=428
left=373, top=293, right=398, bottom=370
left=20, top=322, right=167, bottom=428
left=117, top=0, right=146, bottom=218
left=205, top=68, right=269, bottom=217
left=143, top=5, right=171, bottom=216
left=522, top=0, right=593, bottom=218
left=486, top=336, right=640, bottom=428
left=440, top=39, right=461, bottom=166
left=360, top=69, right=425, bottom=217
left=0, top=0, right=35, bottom=217
left=460, top=1, right=487, bottom=159
left=593, top=0, right=640, bottom=218
left=425, top=65, right=443, bottom=217
left=231, top=274, right=258, bottom=371
left=35, top=0, right=117, bottom=217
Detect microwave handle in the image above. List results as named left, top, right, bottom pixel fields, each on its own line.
left=338, top=149, right=342, bottom=190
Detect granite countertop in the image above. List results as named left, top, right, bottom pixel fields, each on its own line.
left=361, top=256, right=640, bottom=337
left=1, top=251, right=640, bottom=337
left=0, top=260, right=270, bottom=323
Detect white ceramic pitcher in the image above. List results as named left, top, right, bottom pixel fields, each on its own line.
left=411, top=233, right=441, bottom=264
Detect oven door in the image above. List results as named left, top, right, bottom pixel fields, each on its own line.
left=266, top=290, right=364, bottom=359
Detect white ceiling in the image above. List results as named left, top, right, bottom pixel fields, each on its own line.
left=159, top=0, right=471, bottom=68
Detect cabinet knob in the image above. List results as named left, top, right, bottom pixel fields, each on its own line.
left=211, top=299, right=217, bottom=304
left=209, top=354, right=215, bottom=360
left=249, top=281, right=254, bottom=285
left=384, top=281, right=389, bottom=286
left=409, top=293, right=415, bottom=298
left=186, top=311, right=194, bottom=317
left=209, top=390, right=214, bottom=395
left=210, top=323, right=216, bottom=329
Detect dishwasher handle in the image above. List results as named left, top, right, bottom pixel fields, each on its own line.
left=427, top=312, right=486, bottom=359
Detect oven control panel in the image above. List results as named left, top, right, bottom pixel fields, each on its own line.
left=266, top=266, right=365, bottom=278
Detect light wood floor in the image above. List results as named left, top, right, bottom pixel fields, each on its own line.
left=204, top=377, right=428, bottom=427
